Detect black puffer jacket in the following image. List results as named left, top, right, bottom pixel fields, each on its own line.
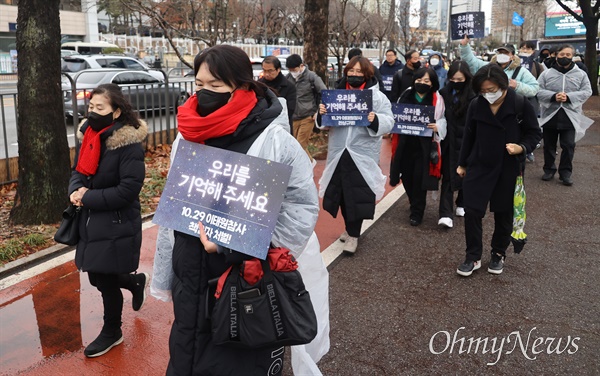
left=69, top=119, right=147, bottom=274
left=258, top=72, right=296, bottom=126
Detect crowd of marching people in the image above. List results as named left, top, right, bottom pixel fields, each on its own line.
left=67, top=37, right=593, bottom=375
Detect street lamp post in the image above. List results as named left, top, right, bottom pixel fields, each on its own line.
left=446, top=0, right=468, bottom=59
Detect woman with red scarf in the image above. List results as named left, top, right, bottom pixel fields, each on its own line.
left=316, top=56, right=394, bottom=254
left=68, top=84, right=148, bottom=357
left=162, top=45, right=322, bottom=376
left=389, top=67, right=447, bottom=227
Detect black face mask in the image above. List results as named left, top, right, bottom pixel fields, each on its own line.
left=539, top=53, right=549, bottom=61
left=415, top=83, right=431, bottom=94
left=196, top=89, right=232, bottom=117
left=87, top=111, right=114, bottom=131
left=557, top=57, right=572, bottom=67
left=347, top=76, right=365, bottom=87
left=411, top=61, right=421, bottom=70
left=545, top=56, right=556, bottom=65
left=449, top=81, right=466, bottom=92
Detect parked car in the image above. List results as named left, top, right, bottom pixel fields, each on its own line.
left=61, top=49, right=79, bottom=58
left=62, top=69, right=190, bottom=121
left=61, top=54, right=164, bottom=81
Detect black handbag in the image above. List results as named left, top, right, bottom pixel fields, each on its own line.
left=211, top=258, right=318, bottom=349
left=54, top=205, right=81, bottom=246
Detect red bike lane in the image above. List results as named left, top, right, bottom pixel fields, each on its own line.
left=0, top=139, right=395, bottom=375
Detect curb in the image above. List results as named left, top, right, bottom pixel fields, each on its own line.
left=0, top=212, right=156, bottom=280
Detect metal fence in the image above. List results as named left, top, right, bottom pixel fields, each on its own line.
left=0, top=69, right=340, bottom=185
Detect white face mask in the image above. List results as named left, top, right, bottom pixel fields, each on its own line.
left=483, top=90, right=503, bottom=104
left=430, top=58, right=440, bottom=66
left=519, top=52, right=531, bottom=57
left=496, top=54, right=511, bottom=64
left=290, top=67, right=304, bottom=79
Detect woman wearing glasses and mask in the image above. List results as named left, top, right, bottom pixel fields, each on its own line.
left=456, top=64, right=541, bottom=277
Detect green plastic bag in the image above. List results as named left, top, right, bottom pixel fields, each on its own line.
left=511, top=175, right=527, bottom=253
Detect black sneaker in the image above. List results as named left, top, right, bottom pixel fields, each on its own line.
left=132, top=273, right=149, bottom=311
left=559, top=176, right=573, bottom=186
left=84, top=329, right=123, bottom=358
left=541, top=172, right=554, bottom=181
left=488, top=254, right=505, bottom=275
left=456, top=260, right=481, bottom=277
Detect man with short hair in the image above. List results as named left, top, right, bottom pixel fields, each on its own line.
left=258, top=55, right=296, bottom=128
left=390, top=50, right=421, bottom=102
left=537, top=44, right=593, bottom=186
left=379, top=49, right=404, bottom=100
left=286, top=54, right=327, bottom=165
left=459, top=36, right=539, bottom=100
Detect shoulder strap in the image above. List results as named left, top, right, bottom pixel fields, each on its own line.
left=515, top=93, right=525, bottom=125
left=511, top=66, right=521, bottom=80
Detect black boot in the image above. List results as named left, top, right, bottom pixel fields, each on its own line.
left=84, top=327, right=123, bottom=358
left=131, top=272, right=149, bottom=311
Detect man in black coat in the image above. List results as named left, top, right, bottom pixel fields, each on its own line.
left=391, top=50, right=422, bottom=102
left=258, top=56, right=296, bottom=129
left=379, top=49, right=404, bottom=101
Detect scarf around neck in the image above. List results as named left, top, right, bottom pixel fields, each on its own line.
left=177, top=89, right=258, bottom=144
left=76, top=125, right=111, bottom=176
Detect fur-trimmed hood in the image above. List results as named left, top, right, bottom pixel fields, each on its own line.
left=77, top=119, right=148, bottom=150
left=489, top=54, right=521, bottom=71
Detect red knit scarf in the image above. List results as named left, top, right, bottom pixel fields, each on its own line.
left=76, top=126, right=111, bottom=176
left=177, top=90, right=258, bottom=144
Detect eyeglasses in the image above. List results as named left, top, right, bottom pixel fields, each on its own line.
left=263, top=69, right=278, bottom=74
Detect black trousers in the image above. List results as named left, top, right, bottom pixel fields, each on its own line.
left=543, top=126, right=576, bottom=178
left=464, top=209, right=512, bottom=262
left=439, top=175, right=463, bottom=219
left=340, top=192, right=363, bottom=238
left=401, top=165, right=427, bottom=221
left=88, top=272, right=137, bottom=332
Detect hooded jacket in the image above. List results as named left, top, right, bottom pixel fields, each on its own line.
left=459, top=43, right=539, bottom=98
left=537, top=64, right=593, bottom=142
left=69, top=119, right=148, bottom=274
left=428, top=53, right=448, bottom=90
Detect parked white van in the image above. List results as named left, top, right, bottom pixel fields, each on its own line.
left=61, top=41, right=120, bottom=55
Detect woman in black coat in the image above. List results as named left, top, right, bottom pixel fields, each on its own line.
left=456, top=64, right=542, bottom=277
left=69, top=84, right=148, bottom=357
left=389, top=67, right=447, bottom=226
left=437, top=61, right=477, bottom=228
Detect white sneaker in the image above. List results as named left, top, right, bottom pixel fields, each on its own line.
left=339, top=231, right=349, bottom=242
left=438, top=217, right=453, bottom=228
left=343, top=236, right=358, bottom=254
left=455, top=207, right=465, bottom=217
left=311, top=158, right=317, bottom=168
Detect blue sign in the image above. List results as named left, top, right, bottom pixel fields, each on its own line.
left=544, top=12, right=586, bottom=37
left=450, top=12, right=485, bottom=40
left=382, top=75, right=394, bottom=92
left=265, top=46, right=291, bottom=56
left=321, top=89, right=373, bottom=127
left=391, top=103, right=435, bottom=137
left=8, top=23, right=17, bottom=32
left=153, top=139, right=292, bottom=260
left=512, top=12, right=525, bottom=26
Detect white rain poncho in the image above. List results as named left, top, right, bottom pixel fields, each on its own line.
left=151, top=100, right=330, bottom=374
left=317, top=84, right=395, bottom=200
left=537, top=65, right=593, bottom=142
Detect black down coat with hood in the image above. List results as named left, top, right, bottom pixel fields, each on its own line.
left=68, top=119, right=147, bottom=274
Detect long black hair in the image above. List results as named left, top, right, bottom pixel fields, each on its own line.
left=90, top=83, right=141, bottom=128
left=447, top=61, right=473, bottom=118
left=194, top=45, right=268, bottom=98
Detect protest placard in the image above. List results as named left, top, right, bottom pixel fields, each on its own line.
left=391, top=103, right=435, bottom=137
left=153, top=139, right=292, bottom=259
left=321, top=89, right=372, bottom=127
left=381, top=75, right=394, bottom=92
left=451, top=12, right=485, bottom=40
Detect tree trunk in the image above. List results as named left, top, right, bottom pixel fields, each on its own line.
left=303, top=0, right=330, bottom=82
left=11, top=0, right=71, bottom=225
left=583, top=15, right=598, bottom=96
